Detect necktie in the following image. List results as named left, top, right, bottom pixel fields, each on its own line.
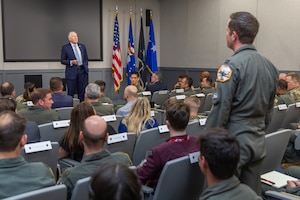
left=73, top=44, right=82, bottom=66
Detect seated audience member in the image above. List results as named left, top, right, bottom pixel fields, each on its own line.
left=286, top=73, right=300, bottom=102
left=200, top=76, right=215, bottom=95
left=173, top=74, right=188, bottom=90
left=89, top=163, right=142, bottom=200
left=199, top=71, right=210, bottom=86
left=145, top=72, right=167, bottom=94
left=130, top=72, right=144, bottom=93
left=0, top=111, right=55, bottom=199
left=181, top=76, right=196, bottom=96
left=118, top=97, right=159, bottom=135
left=49, top=77, right=73, bottom=109
left=18, top=88, right=59, bottom=125
left=199, top=128, right=261, bottom=200
left=62, top=115, right=131, bottom=199
left=85, top=83, right=114, bottom=116
left=116, top=85, right=138, bottom=117
left=0, top=98, right=40, bottom=143
left=137, top=102, right=198, bottom=188
left=94, top=80, right=113, bottom=104
left=16, top=81, right=35, bottom=103
left=16, top=82, right=36, bottom=110
left=274, top=79, right=295, bottom=106
left=0, top=81, right=16, bottom=98
left=59, top=102, right=96, bottom=161
left=184, top=96, right=201, bottom=122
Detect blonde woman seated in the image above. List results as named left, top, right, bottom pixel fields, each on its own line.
left=118, top=97, right=159, bottom=135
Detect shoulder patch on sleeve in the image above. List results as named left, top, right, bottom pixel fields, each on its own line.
left=217, top=64, right=232, bottom=82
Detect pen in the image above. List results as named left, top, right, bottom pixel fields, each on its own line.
left=261, top=178, right=275, bottom=185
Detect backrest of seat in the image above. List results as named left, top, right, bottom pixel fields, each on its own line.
left=104, top=132, right=136, bottom=158
left=266, top=105, right=287, bottom=134
left=3, top=184, right=67, bottom=200
left=73, top=98, right=80, bottom=106
left=153, top=153, right=205, bottom=200
left=132, top=127, right=170, bottom=166
left=21, top=142, right=59, bottom=180
left=70, top=177, right=91, bottom=200
left=260, top=129, right=292, bottom=174
left=152, top=109, right=165, bottom=125
left=107, top=115, right=123, bottom=133
left=39, top=122, right=68, bottom=142
left=24, top=121, right=41, bottom=143
left=281, top=103, right=300, bottom=129
left=186, top=120, right=205, bottom=137
left=55, top=107, right=73, bottom=120
left=151, top=90, right=169, bottom=106
left=200, top=93, right=213, bottom=113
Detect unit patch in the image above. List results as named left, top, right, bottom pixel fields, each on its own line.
left=217, top=64, right=232, bottom=82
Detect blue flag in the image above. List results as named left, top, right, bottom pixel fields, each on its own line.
left=127, top=15, right=136, bottom=85
left=146, top=17, right=158, bottom=74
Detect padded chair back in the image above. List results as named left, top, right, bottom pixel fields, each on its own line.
left=200, top=93, right=213, bottom=113
left=151, top=90, right=169, bottom=107
left=132, top=127, right=170, bottom=166
left=70, top=177, right=91, bottom=200
left=55, top=107, right=73, bottom=120
left=21, top=141, right=59, bottom=179
left=39, top=121, right=69, bottom=142
left=3, top=185, right=67, bottom=200
left=152, top=152, right=205, bottom=200
left=24, top=121, right=41, bottom=143
left=107, top=115, right=123, bottom=133
left=152, top=109, right=165, bottom=125
left=138, top=91, right=152, bottom=101
left=266, top=105, right=287, bottom=134
left=104, top=132, right=136, bottom=158
left=73, top=98, right=80, bottom=106
left=186, top=120, right=206, bottom=137
left=281, top=103, right=300, bottom=129
left=260, top=129, right=292, bottom=174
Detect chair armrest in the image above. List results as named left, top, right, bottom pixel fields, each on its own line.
left=265, top=190, right=300, bottom=200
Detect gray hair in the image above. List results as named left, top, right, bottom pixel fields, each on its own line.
left=85, top=83, right=100, bottom=99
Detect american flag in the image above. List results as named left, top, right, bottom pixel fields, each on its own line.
left=112, top=13, right=122, bottom=92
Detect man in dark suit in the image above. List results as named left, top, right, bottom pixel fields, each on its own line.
left=145, top=72, right=167, bottom=94
left=61, top=31, right=89, bottom=102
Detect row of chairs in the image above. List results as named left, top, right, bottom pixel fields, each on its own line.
left=12, top=127, right=292, bottom=200
left=266, top=103, right=300, bottom=134
left=138, top=90, right=214, bottom=113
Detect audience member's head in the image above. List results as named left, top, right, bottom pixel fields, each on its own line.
left=165, top=102, right=190, bottom=132
left=31, top=88, right=53, bottom=109
left=123, top=97, right=152, bottom=136
left=198, top=128, right=240, bottom=181
left=94, top=80, right=106, bottom=95
left=89, top=163, right=142, bottom=200
left=0, top=110, right=27, bottom=153
left=85, top=83, right=100, bottom=101
left=286, top=73, right=300, bottom=90
left=200, top=71, right=210, bottom=82
left=184, top=96, right=200, bottom=117
left=130, top=72, right=140, bottom=86
left=80, top=115, right=108, bottom=152
left=0, top=98, right=17, bottom=112
left=59, top=102, right=96, bottom=159
left=23, top=82, right=36, bottom=101
left=124, top=85, right=138, bottom=102
left=279, top=73, right=287, bottom=81
left=0, top=81, right=16, bottom=98
left=201, top=76, right=213, bottom=88
left=181, top=77, right=193, bottom=90
left=151, top=72, right=162, bottom=84
left=163, top=98, right=181, bottom=111
left=49, top=77, right=64, bottom=93
left=277, top=79, right=288, bottom=95
left=174, top=74, right=188, bottom=89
